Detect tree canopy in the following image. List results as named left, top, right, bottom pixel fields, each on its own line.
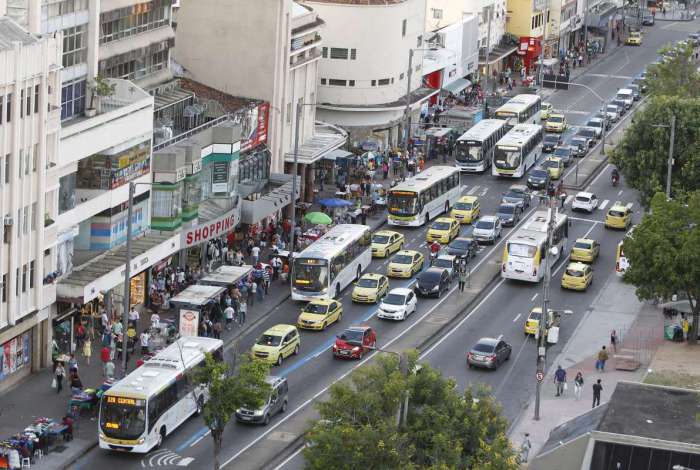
left=192, top=353, right=270, bottom=470
left=610, top=96, right=700, bottom=207
left=303, top=351, right=518, bottom=470
left=644, top=43, right=700, bottom=99
left=623, top=192, right=700, bottom=343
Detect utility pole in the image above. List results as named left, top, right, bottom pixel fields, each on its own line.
left=534, top=201, right=556, bottom=420
left=583, top=0, right=588, bottom=59
left=538, top=0, right=549, bottom=86
left=289, top=101, right=302, bottom=263
left=666, top=114, right=676, bottom=199
left=121, top=182, right=135, bottom=378
left=404, top=49, right=414, bottom=150
left=484, top=5, right=493, bottom=98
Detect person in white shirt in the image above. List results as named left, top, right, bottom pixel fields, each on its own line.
left=150, top=312, right=160, bottom=329
left=224, top=306, right=235, bottom=330
left=251, top=245, right=261, bottom=264
left=139, top=331, right=150, bottom=355
left=128, top=308, right=140, bottom=326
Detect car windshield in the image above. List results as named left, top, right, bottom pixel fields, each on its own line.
left=572, top=138, right=586, bottom=146
left=554, top=148, right=570, bottom=157
left=574, top=241, right=592, bottom=250
left=531, top=169, right=548, bottom=178
left=587, top=121, right=601, bottom=127
left=434, top=259, right=452, bottom=269
left=432, top=221, right=451, bottom=230
left=420, top=271, right=442, bottom=283
left=304, top=303, right=329, bottom=314
left=387, top=192, right=418, bottom=216
left=450, top=239, right=472, bottom=249
left=257, top=334, right=282, bottom=346
left=503, top=191, right=522, bottom=200
left=508, top=242, right=537, bottom=257
left=339, top=329, right=365, bottom=344
left=494, top=147, right=521, bottom=170
left=473, top=343, right=495, bottom=353
left=357, top=277, right=379, bottom=288
left=293, top=259, right=329, bottom=291
left=372, top=234, right=390, bottom=244
left=529, top=311, right=542, bottom=321
left=543, top=160, right=559, bottom=168
left=475, top=220, right=494, bottom=230
left=566, top=268, right=585, bottom=277
left=392, top=254, right=413, bottom=264
left=454, top=201, right=473, bottom=210
left=579, top=129, right=595, bottom=138
left=544, top=135, right=559, bottom=143
left=548, top=116, right=564, bottom=123
left=498, top=205, right=515, bottom=215
left=606, top=106, right=617, bottom=113
left=100, top=397, right=146, bottom=440
left=383, top=293, right=407, bottom=306
left=455, top=142, right=484, bottom=162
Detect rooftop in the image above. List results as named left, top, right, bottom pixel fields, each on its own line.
left=179, top=78, right=262, bottom=114
left=540, top=404, right=609, bottom=455
left=0, top=17, right=38, bottom=51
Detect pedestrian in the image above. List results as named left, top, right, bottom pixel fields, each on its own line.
left=101, top=345, right=110, bottom=376
left=682, top=317, right=690, bottom=340
left=574, top=371, right=584, bottom=400
left=554, top=365, right=567, bottom=397
left=104, top=360, right=115, bottom=380
left=592, top=379, right=603, bottom=408
left=112, top=319, right=123, bottom=337
left=140, top=330, right=150, bottom=355
left=68, top=353, right=78, bottom=373
left=520, top=433, right=532, bottom=463
left=54, top=363, right=65, bottom=394
left=69, top=369, right=83, bottom=391
left=225, top=305, right=235, bottom=330
left=610, top=330, right=617, bottom=353
left=128, top=307, right=140, bottom=327
left=251, top=244, right=261, bottom=265
left=596, top=346, right=609, bottom=371
left=213, top=320, right=223, bottom=339
left=249, top=280, right=256, bottom=306
left=151, top=312, right=160, bottom=329
left=382, top=161, right=389, bottom=180
left=83, top=337, right=92, bottom=365
left=238, top=301, right=247, bottom=326
left=76, top=322, right=86, bottom=350
left=458, top=267, right=468, bottom=292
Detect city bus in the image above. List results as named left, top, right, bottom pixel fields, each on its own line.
left=501, top=209, right=569, bottom=282
left=292, top=224, right=372, bottom=301
left=453, top=119, right=509, bottom=173
left=494, top=94, right=542, bottom=128
left=99, top=337, right=224, bottom=453
left=387, top=166, right=461, bottom=227
left=492, top=124, right=543, bottom=178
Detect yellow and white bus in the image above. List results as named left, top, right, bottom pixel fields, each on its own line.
left=492, top=124, right=543, bottom=178
left=453, top=119, right=509, bottom=173
left=99, top=337, right=224, bottom=453
left=387, top=166, right=461, bottom=227
left=494, top=94, right=542, bottom=128
left=501, top=209, right=569, bottom=282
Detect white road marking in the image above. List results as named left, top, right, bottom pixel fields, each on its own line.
left=625, top=202, right=634, bottom=210
left=272, top=446, right=306, bottom=470
left=190, top=432, right=210, bottom=448
left=531, top=293, right=539, bottom=302
left=564, top=195, right=573, bottom=206
left=562, top=110, right=591, bottom=116
left=599, top=199, right=609, bottom=210
left=479, top=187, right=489, bottom=196
left=512, top=313, right=522, bottom=323
left=617, top=190, right=623, bottom=196
left=568, top=216, right=604, bottom=224
left=585, top=73, right=633, bottom=79
left=460, top=185, right=468, bottom=193
left=177, top=458, right=195, bottom=466
left=467, top=185, right=479, bottom=195
left=661, top=21, right=680, bottom=30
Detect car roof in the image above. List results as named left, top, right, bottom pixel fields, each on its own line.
left=458, top=195, right=478, bottom=203
left=544, top=134, right=560, bottom=139
left=531, top=167, right=549, bottom=174
left=479, top=215, right=498, bottom=222
left=265, top=324, right=297, bottom=334
left=452, top=236, right=474, bottom=243
left=576, top=191, right=594, bottom=198
left=345, top=325, right=371, bottom=333
left=396, top=249, right=420, bottom=256
left=388, top=287, right=413, bottom=296
left=609, top=204, right=628, bottom=211
left=567, top=262, right=589, bottom=271
left=576, top=238, right=596, bottom=244
left=437, top=254, right=456, bottom=261
left=588, top=117, right=603, bottom=123
left=374, top=230, right=401, bottom=237
left=577, top=126, right=596, bottom=133
left=475, top=337, right=500, bottom=346
left=509, top=184, right=528, bottom=191
left=546, top=156, right=563, bottom=162
left=308, top=299, right=334, bottom=306
left=549, top=112, right=564, bottom=118
left=498, top=202, right=518, bottom=209
left=359, top=273, right=385, bottom=281
left=422, top=267, right=447, bottom=276
left=554, top=145, right=572, bottom=151
left=434, top=217, right=456, bottom=223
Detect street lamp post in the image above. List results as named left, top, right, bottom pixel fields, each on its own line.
left=288, top=101, right=303, bottom=264
left=652, top=115, right=677, bottom=199
left=369, top=347, right=410, bottom=428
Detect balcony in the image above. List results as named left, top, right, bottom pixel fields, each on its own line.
left=290, top=48, right=322, bottom=70
left=59, top=78, right=154, bottom=169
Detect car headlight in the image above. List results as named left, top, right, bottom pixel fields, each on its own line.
left=253, top=409, right=264, bottom=416
left=332, top=344, right=337, bottom=350
left=138, top=438, right=145, bottom=444
left=352, top=346, right=361, bottom=352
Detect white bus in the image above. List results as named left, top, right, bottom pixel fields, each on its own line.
left=292, top=224, right=371, bottom=301
left=99, top=337, right=224, bottom=453
left=454, top=119, right=509, bottom=173
left=492, top=124, right=543, bottom=178
left=387, top=166, right=461, bottom=227
left=494, top=94, right=542, bottom=128
left=501, top=209, right=568, bottom=283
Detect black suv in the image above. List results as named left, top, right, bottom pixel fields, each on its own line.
left=447, top=237, right=478, bottom=261
left=415, top=268, right=451, bottom=298
left=527, top=168, right=551, bottom=190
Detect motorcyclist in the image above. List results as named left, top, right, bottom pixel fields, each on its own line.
left=611, top=168, right=620, bottom=185
left=429, top=240, right=441, bottom=262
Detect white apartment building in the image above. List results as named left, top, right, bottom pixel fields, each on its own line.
left=426, top=0, right=506, bottom=55
left=174, top=0, right=345, bottom=203
left=0, top=16, right=61, bottom=390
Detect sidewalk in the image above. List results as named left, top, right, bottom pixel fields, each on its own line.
left=508, top=276, right=665, bottom=466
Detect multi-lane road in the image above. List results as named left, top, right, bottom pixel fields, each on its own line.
left=75, top=17, right=695, bottom=470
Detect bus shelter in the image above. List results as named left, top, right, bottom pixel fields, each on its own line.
left=199, top=265, right=252, bottom=288
left=169, top=285, right=226, bottom=337
left=423, top=127, right=457, bottom=160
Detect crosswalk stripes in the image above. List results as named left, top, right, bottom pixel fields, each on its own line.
left=598, top=199, right=609, bottom=210
left=467, top=186, right=479, bottom=195
left=478, top=186, right=489, bottom=196
left=625, top=202, right=634, bottom=210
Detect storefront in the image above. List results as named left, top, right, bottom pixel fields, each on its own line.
left=517, top=36, right=543, bottom=76
left=0, top=331, right=31, bottom=384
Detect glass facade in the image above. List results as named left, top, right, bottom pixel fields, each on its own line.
left=237, top=148, right=270, bottom=198
left=62, top=24, right=87, bottom=68
left=100, top=0, right=172, bottom=45
left=151, top=183, right=182, bottom=230
left=58, top=173, right=76, bottom=214
left=98, top=39, right=172, bottom=81
left=61, top=78, right=86, bottom=121
left=76, top=141, right=150, bottom=190
left=182, top=174, right=201, bottom=221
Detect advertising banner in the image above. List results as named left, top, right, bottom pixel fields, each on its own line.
left=179, top=309, right=200, bottom=337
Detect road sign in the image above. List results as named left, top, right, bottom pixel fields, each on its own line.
left=536, top=371, right=545, bottom=382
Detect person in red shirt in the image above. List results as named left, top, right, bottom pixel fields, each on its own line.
left=100, top=346, right=110, bottom=377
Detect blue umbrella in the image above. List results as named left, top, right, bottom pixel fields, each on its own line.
left=318, top=198, right=353, bottom=208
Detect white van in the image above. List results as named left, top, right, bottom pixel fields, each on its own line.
left=616, top=89, right=634, bottom=109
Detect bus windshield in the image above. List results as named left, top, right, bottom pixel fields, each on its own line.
left=455, top=142, right=483, bottom=162
left=100, top=397, right=146, bottom=440
left=508, top=243, right=537, bottom=258
left=494, top=147, right=521, bottom=170
left=388, top=191, right=419, bottom=216
left=293, top=258, right=328, bottom=291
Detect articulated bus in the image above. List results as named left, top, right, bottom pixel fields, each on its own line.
left=292, top=224, right=372, bottom=301
left=99, top=337, right=224, bottom=453
left=492, top=124, right=543, bottom=178
left=387, top=166, right=461, bottom=227
left=494, top=94, right=542, bottom=128
left=501, top=209, right=569, bottom=283
left=453, top=119, right=509, bottom=173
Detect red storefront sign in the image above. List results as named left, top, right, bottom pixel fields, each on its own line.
left=240, top=102, right=270, bottom=153
left=181, top=207, right=239, bottom=248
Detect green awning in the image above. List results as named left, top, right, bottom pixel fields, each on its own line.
left=203, top=152, right=238, bottom=164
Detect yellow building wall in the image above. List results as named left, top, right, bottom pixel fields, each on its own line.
left=507, top=0, right=545, bottom=38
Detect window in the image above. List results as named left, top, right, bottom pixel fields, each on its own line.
left=4, top=155, right=8, bottom=184
left=61, top=78, right=86, bottom=121
left=348, top=80, right=355, bottom=87
left=1, top=274, right=5, bottom=303
left=23, top=206, right=28, bottom=234
left=400, top=72, right=405, bottom=80
left=350, top=48, right=356, bottom=60
left=330, top=47, right=348, bottom=59
left=99, top=0, right=172, bottom=44
left=20, top=89, right=24, bottom=118
left=391, top=78, right=395, bottom=84
left=328, top=79, right=347, bottom=86
left=371, top=80, right=376, bottom=86
left=5, top=93, right=11, bottom=123
left=321, top=47, right=328, bottom=58
left=17, top=209, right=20, bottom=239
left=18, top=150, right=22, bottom=178
left=34, top=85, right=39, bottom=114
left=432, top=8, right=443, bottom=19
left=99, top=39, right=171, bottom=80
left=320, top=78, right=327, bottom=85
left=25, top=87, right=31, bottom=117
left=32, top=203, right=37, bottom=231
left=3, top=223, right=9, bottom=244
left=402, top=19, right=407, bottom=37
left=62, top=25, right=87, bottom=68
left=15, top=268, right=19, bottom=296
left=417, top=35, right=422, bottom=47
left=22, top=265, right=26, bottom=293
left=286, top=103, right=292, bottom=123
left=378, top=78, right=390, bottom=86
left=24, top=151, right=29, bottom=176
left=29, top=261, right=34, bottom=289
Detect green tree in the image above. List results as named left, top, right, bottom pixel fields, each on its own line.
left=644, top=43, right=700, bottom=98
left=303, top=352, right=518, bottom=470
left=623, top=192, right=700, bottom=344
left=192, top=353, right=270, bottom=470
left=611, top=96, right=700, bottom=207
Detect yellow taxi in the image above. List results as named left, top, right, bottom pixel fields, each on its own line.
left=387, top=250, right=424, bottom=278
left=251, top=324, right=300, bottom=366
left=542, top=156, right=564, bottom=180
left=561, top=262, right=593, bottom=291
left=545, top=113, right=567, bottom=133
left=297, top=299, right=343, bottom=330
left=450, top=196, right=480, bottom=224
left=541, top=102, right=553, bottom=121
left=626, top=31, right=642, bottom=46
left=352, top=273, right=389, bottom=304
left=426, top=217, right=460, bottom=244
left=523, top=307, right=554, bottom=336
left=605, top=203, right=632, bottom=230
left=371, top=230, right=404, bottom=258
left=570, top=238, right=600, bottom=263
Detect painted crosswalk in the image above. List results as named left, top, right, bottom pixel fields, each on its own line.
left=464, top=185, right=489, bottom=197
left=598, top=199, right=609, bottom=210
left=586, top=73, right=633, bottom=80
left=560, top=197, right=633, bottom=212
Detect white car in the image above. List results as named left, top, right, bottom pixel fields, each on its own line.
left=604, top=104, right=620, bottom=122
left=472, top=216, right=502, bottom=244
left=432, top=254, right=458, bottom=279
left=571, top=191, right=599, bottom=213
left=377, top=288, right=417, bottom=321
left=586, top=118, right=604, bottom=139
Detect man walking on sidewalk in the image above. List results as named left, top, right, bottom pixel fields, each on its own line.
left=596, top=346, right=609, bottom=371
left=592, top=379, right=603, bottom=408
left=554, top=365, right=567, bottom=396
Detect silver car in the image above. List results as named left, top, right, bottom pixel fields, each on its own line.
left=472, top=216, right=502, bottom=244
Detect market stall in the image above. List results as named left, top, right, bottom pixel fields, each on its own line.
left=169, top=285, right=226, bottom=338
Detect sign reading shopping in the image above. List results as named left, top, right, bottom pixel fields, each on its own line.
left=181, top=206, right=240, bottom=248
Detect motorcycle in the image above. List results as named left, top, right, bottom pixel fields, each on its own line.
left=611, top=173, right=619, bottom=187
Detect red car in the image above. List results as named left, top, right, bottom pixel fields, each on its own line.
left=333, top=326, right=377, bottom=359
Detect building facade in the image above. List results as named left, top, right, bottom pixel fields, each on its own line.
left=0, top=16, right=61, bottom=390
left=508, top=0, right=550, bottom=74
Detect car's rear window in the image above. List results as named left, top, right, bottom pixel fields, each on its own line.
left=473, top=343, right=495, bottom=353
left=575, top=195, right=590, bottom=202
left=566, top=268, right=584, bottom=277
left=574, top=241, right=592, bottom=249
left=609, top=210, right=625, bottom=217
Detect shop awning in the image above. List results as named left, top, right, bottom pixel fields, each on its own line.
left=323, top=149, right=353, bottom=161
left=284, top=121, right=348, bottom=165
left=240, top=173, right=300, bottom=225
left=479, top=46, right=518, bottom=66
left=199, top=265, right=253, bottom=287
left=442, top=78, right=472, bottom=94
left=170, top=285, right=226, bottom=307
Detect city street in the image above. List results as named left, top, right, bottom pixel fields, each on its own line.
left=74, top=18, right=694, bottom=470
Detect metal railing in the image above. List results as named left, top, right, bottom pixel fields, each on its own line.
left=153, top=114, right=233, bottom=151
